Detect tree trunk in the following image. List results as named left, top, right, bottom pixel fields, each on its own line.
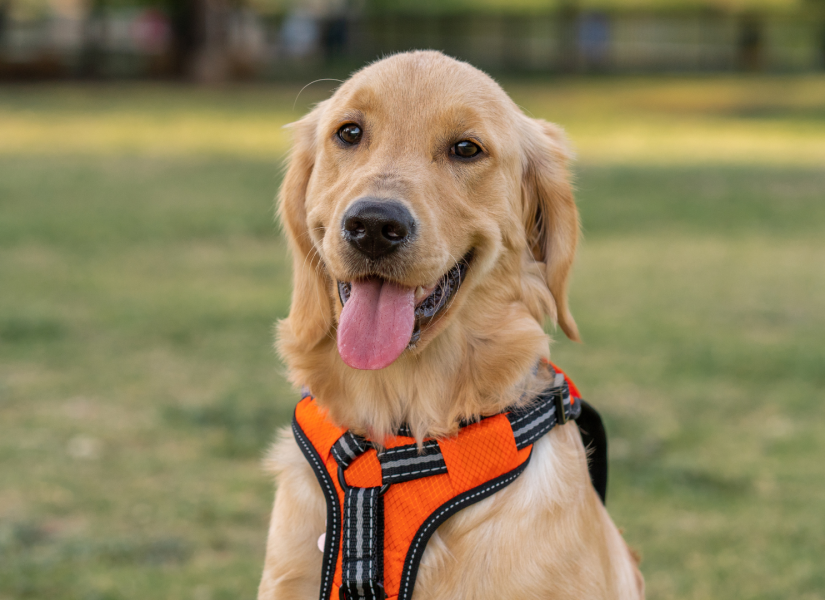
left=167, top=0, right=231, bottom=82
left=557, top=0, right=580, bottom=73
left=737, top=12, right=764, bottom=71
left=191, top=0, right=232, bottom=82
left=79, top=0, right=107, bottom=78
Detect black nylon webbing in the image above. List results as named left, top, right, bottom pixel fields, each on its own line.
left=394, top=424, right=414, bottom=438
left=378, top=439, right=447, bottom=484
left=341, top=486, right=386, bottom=600
left=576, top=400, right=608, bottom=504
left=331, top=431, right=369, bottom=469
left=506, top=373, right=580, bottom=450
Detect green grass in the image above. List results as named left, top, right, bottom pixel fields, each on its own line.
left=559, top=166, right=825, bottom=599
left=2, top=77, right=824, bottom=600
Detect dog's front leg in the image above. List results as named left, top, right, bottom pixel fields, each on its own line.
left=258, top=434, right=327, bottom=600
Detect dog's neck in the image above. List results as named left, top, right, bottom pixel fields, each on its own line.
left=280, top=299, right=553, bottom=443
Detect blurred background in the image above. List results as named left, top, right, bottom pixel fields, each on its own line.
left=1, top=0, right=824, bottom=599
left=2, top=0, right=825, bottom=79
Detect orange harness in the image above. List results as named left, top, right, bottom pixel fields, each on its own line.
left=293, top=363, right=605, bottom=600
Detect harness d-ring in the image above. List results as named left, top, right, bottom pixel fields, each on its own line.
left=338, top=465, right=391, bottom=495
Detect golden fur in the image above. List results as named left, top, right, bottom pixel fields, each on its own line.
left=260, top=51, right=644, bottom=600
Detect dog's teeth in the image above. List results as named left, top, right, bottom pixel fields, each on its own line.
left=414, top=286, right=427, bottom=303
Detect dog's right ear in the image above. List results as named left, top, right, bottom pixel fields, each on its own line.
left=278, top=104, right=333, bottom=348
left=520, top=117, right=581, bottom=342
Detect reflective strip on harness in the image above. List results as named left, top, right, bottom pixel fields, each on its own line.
left=341, top=486, right=385, bottom=600
left=378, top=439, right=447, bottom=484
left=332, top=432, right=370, bottom=469
left=507, top=372, right=580, bottom=449
left=293, top=362, right=593, bottom=600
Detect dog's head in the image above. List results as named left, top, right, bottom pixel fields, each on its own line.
left=279, top=51, right=579, bottom=375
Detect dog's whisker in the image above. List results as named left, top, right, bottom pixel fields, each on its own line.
left=292, top=78, right=344, bottom=111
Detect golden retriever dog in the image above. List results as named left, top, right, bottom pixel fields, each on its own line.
left=260, top=50, right=644, bottom=600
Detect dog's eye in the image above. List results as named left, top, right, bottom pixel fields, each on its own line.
left=338, top=124, right=362, bottom=145
left=452, top=140, right=481, bottom=159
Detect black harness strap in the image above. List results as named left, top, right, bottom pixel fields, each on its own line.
left=506, top=372, right=581, bottom=450
left=292, top=419, right=341, bottom=600
left=331, top=431, right=370, bottom=469
left=576, top=400, right=608, bottom=504
left=335, top=439, right=388, bottom=600
left=377, top=439, right=448, bottom=485
left=341, top=486, right=386, bottom=600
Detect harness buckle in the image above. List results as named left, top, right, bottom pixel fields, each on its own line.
left=554, top=387, right=568, bottom=425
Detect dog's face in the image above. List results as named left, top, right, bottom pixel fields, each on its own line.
left=280, top=52, right=579, bottom=373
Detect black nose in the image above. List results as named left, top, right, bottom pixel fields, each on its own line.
left=342, top=198, right=415, bottom=260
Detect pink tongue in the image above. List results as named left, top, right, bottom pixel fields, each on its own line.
left=337, top=278, right=415, bottom=370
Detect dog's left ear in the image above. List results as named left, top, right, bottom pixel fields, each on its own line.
left=520, top=118, right=581, bottom=342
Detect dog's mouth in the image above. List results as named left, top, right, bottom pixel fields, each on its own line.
left=336, top=251, right=473, bottom=370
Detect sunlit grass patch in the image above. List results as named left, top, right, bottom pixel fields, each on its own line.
left=3, top=76, right=825, bottom=165
left=570, top=120, right=825, bottom=166
left=508, top=75, right=825, bottom=166
left=0, top=111, right=293, bottom=158
left=0, top=84, right=315, bottom=159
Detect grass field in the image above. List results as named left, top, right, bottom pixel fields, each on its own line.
left=1, top=75, right=824, bottom=600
